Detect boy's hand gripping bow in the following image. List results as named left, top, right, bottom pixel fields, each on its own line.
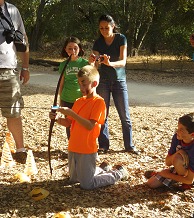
left=48, top=55, right=72, bottom=175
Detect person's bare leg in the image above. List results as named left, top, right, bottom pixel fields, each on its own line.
left=7, top=116, right=24, bottom=149
left=7, top=116, right=27, bottom=164
left=173, top=153, right=188, bottom=176
left=146, top=175, right=164, bottom=188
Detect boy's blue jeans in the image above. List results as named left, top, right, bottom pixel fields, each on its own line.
left=97, top=79, right=135, bottom=151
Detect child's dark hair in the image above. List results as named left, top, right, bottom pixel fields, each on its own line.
left=98, top=14, right=119, bottom=33
left=61, top=36, right=84, bottom=58
left=179, top=113, right=194, bottom=133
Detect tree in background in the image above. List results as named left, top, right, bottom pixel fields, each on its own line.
left=8, top=0, right=194, bottom=57
left=9, top=0, right=72, bottom=51
left=144, top=0, right=194, bottom=57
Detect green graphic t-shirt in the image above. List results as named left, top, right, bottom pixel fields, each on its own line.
left=59, top=57, right=88, bottom=103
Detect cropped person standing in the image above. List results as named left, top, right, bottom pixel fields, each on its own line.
left=90, top=14, right=139, bottom=154
left=0, top=0, right=30, bottom=163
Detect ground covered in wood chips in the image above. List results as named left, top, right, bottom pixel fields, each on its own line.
left=0, top=65, right=194, bottom=218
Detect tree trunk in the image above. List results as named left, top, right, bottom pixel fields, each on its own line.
left=29, top=0, right=46, bottom=51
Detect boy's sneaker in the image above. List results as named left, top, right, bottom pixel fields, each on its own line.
left=114, top=165, right=129, bottom=181
left=12, top=152, right=27, bottom=164
left=99, top=161, right=111, bottom=172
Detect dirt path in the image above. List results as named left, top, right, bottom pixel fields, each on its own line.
left=29, top=66, right=194, bottom=108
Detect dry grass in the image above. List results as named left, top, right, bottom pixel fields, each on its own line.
left=29, top=51, right=194, bottom=73
left=127, top=55, right=194, bottom=72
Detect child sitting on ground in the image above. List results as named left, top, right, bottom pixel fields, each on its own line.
left=146, top=113, right=194, bottom=191
left=49, top=65, right=128, bottom=190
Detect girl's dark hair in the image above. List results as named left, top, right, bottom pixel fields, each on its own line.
left=61, top=36, right=84, bottom=58
left=98, top=14, right=119, bottom=33
left=179, top=113, right=194, bottom=133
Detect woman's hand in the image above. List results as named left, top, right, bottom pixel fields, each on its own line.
left=89, top=54, right=96, bottom=65
left=100, top=54, right=110, bottom=66
left=89, top=53, right=111, bottom=66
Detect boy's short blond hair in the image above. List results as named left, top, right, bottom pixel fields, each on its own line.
left=77, top=65, right=100, bottom=83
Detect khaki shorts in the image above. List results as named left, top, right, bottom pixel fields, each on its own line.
left=0, top=69, right=24, bottom=118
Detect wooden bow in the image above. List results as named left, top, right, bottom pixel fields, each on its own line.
left=48, top=55, right=72, bottom=175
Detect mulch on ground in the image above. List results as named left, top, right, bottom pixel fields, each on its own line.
left=0, top=66, right=193, bottom=218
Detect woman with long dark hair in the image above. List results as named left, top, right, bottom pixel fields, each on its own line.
left=90, top=15, right=139, bottom=155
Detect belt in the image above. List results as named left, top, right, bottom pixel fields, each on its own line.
left=0, top=68, right=14, bottom=71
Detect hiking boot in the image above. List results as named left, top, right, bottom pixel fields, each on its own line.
left=114, top=165, right=129, bottom=181
left=99, top=161, right=111, bottom=172
left=12, top=152, right=27, bottom=164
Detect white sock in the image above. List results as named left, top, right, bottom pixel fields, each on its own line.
left=16, top=148, right=26, bottom=153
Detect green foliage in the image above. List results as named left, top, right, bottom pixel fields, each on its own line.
left=165, top=27, right=192, bottom=57
left=7, top=0, right=194, bottom=56
left=144, top=0, right=194, bottom=56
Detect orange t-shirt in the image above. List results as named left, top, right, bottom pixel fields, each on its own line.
left=68, top=95, right=106, bottom=154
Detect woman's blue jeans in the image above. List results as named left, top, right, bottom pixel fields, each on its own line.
left=97, top=79, right=135, bottom=151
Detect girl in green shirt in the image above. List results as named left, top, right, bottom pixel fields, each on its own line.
left=59, top=36, right=89, bottom=139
